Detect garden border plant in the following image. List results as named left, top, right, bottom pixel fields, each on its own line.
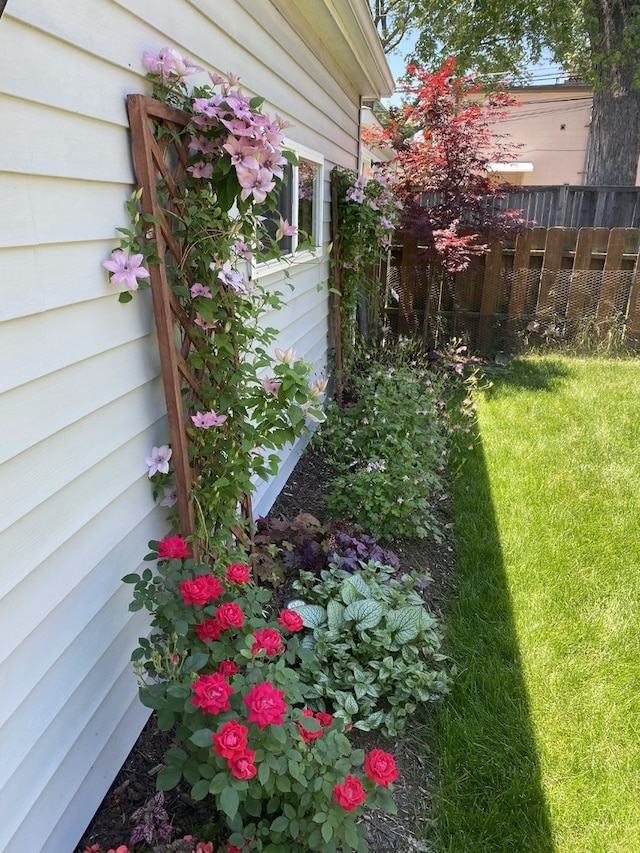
left=94, top=46, right=408, bottom=853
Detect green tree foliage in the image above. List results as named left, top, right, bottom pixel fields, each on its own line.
left=371, top=0, right=640, bottom=186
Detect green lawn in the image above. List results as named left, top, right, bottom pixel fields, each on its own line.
left=431, top=356, right=640, bottom=852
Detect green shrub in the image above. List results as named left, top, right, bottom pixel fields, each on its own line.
left=316, top=361, right=451, bottom=540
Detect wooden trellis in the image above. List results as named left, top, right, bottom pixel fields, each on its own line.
left=126, top=94, right=253, bottom=549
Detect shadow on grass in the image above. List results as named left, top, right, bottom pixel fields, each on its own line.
left=481, top=355, right=571, bottom=397
left=425, top=424, right=556, bottom=853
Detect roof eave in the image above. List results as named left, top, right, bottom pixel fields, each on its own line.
left=269, top=0, right=395, bottom=100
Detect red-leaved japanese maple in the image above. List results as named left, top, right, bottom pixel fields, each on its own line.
left=371, top=57, right=527, bottom=271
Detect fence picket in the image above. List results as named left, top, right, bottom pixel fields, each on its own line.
left=387, top=225, right=640, bottom=354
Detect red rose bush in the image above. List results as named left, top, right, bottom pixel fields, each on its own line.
left=124, top=539, right=399, bottom=851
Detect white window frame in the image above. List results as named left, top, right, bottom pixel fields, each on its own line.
left=253, top=139, right=324, bottom=279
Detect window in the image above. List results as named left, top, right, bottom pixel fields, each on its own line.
left=264, top=141, right=323, bottom=257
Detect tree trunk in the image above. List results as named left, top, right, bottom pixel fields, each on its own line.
left=585, top=0, right=640, bottom=185
left=585, top=87, right=640, bottom=185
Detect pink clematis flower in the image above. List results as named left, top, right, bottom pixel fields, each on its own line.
left=189, top=135, right=220, bottom=155
left=233, top=239, right=254, bottom=260
left=219, top=117, right=256, bottom=137
left=194, top=316, right=216, bottom=331
left=236, top=167, right=276, bottom=204
left=222, top=136, right=260, bottom=170
left=261, top=377, right=281, bottom=396
left=274, top=346, right=296, bottom=365
left=309, top=377, right=328, bottom=398
left=276, top=217, right=297, bottom=241
left=256, top=147, right=287, bottom=179
left=191, top=409, right=227, bottom=428
left=143, top=47, right=203, bottom=83
left=102, top=250, right=150, bottom=292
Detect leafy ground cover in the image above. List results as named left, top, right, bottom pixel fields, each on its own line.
left=434, top=355, right=640, bottom=852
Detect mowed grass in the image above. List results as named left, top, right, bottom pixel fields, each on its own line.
left=430, top=356, right=640, bottom=852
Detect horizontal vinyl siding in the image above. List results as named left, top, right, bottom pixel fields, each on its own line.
left=0, top=0, right=366, bottom=849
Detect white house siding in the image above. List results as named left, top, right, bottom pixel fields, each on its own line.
left=0, top=1, right=392, bottom=851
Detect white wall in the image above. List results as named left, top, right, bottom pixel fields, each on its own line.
left=0, top=1, right=388, bottom=849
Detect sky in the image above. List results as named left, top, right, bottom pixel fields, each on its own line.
left=382, top=32, right=565, bottom=106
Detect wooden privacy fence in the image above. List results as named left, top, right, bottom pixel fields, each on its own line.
left=420, top=186, right=640, bottom=228
left=387, top=227, right=640, bottom=355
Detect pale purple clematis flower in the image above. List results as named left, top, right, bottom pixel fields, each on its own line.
left=225, top=95, right=253, bottom=121
left=158, top=485, right=177, bottom=507
left=390, top=287, right=400, bottom=302
left=215, top=260, right=253, bottom=296
left=191, top=409, right=227, bottom=428
left=145, top=445, right=172, bottom=478
left=381, top=217, right=395, bottom=230
left=261, top=377, right=282, bottom=396
left=102, top=250, right=150, bottom=292
left=346, top=186, right=365, bottom=203
left=190, top=282, right=212, bottom=298
left=188, top=161, right=213, bottom=179
left=275, top=346, right=296, bottom=365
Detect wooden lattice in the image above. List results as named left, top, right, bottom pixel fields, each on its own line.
left=126, top=94, right=253, bottom=549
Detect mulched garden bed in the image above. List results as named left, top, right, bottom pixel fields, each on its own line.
left=75, top=445, right=456, bottom=853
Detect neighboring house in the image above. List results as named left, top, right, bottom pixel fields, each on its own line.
left=360, top=101, right=395, bottom=176
left=485, top=81, right=595, bottom=185
left=487, top=80, right=637, bottom=187
left=0, top=3, right=393, bottom=851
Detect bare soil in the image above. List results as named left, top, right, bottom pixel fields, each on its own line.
left=75, top=446, right=456, bottom=853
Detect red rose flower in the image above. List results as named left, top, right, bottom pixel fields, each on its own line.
left=227, top=748, right=257, bottom=779
left=191, top=673, right=234, bottom=715
left=195, top=618, right=222, bottom=642
left=364, top=749, right=399, bottom=787
left=333, top=774, right=367, bottom=811
left=212, top=720, right=249, bottom=759
left=217, top=659, right=239, bottom=677
left=315, top=711, right=334, bottom=728
left=277, top=609, right=304, bottom=632
left=227, top=844, right=242, bottom=853
left=179, top=574, right=223, bottom=606
left=225, top=563, right=251, bottom=584
left=215, top=602, right=244, bottom=630
left=157, top=535, right=191, bottom=560
left=251, top=627, right=284, bottom=656
left=243, top=681, right=287, bottom=728
left=297, top=708, right=323, bottom=744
